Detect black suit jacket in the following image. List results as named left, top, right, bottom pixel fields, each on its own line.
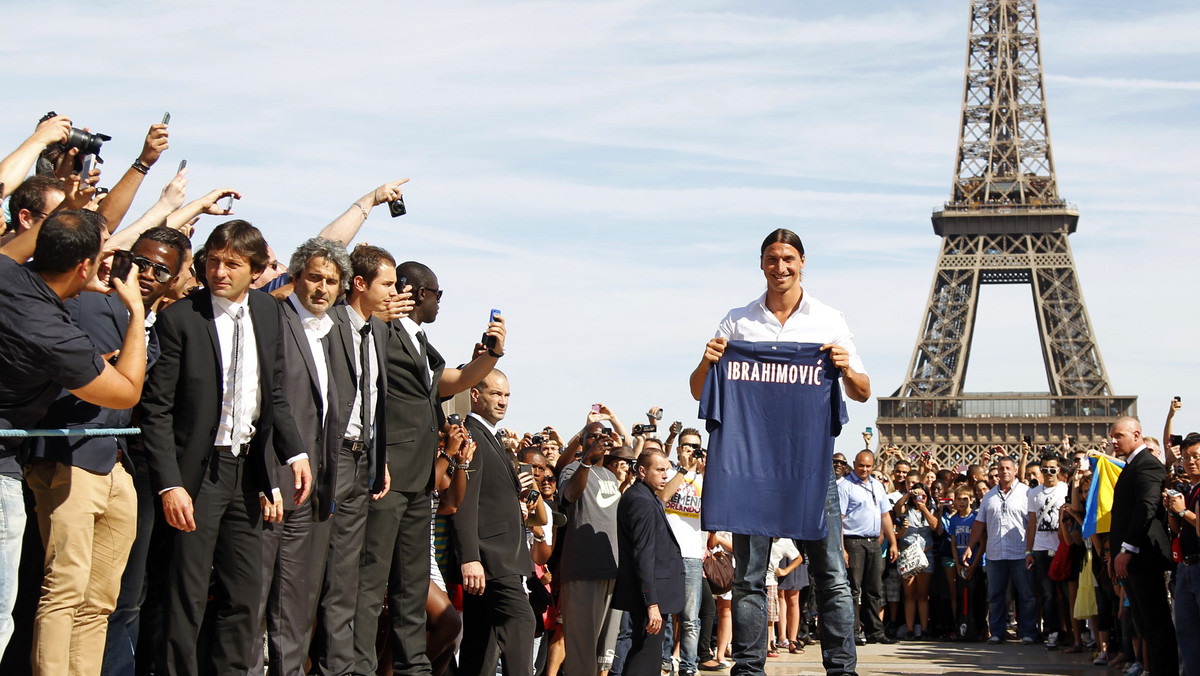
left=326, top=304, right=388, bottom=494
left=140, top=289, right=304, bottom=499
left=382, top=319, right=445, bottom=494
left=272, top=298, right=340, bottom=516
left=614, top=480, right=685, bottom=613
left=34, top=292, right=159, bottom=474
left=451, top=414, right=531, bottom=579
left=1108, top=447, right=1173, bottom=571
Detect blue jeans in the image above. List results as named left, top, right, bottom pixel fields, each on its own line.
left=730, top=470, right=856, bottom=676
left=0, top=474, right=26, bottom=657
left=1175, top=562, right=1200, bottom=676
left=984, top=559, right=1037, bottom=640
left=661, top=557, right=703, bottom=675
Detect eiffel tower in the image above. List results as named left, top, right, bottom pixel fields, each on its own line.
left=875, top=0, right=1136, bottom=467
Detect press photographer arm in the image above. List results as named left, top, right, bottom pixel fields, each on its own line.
left=0, top=114, right=70, bottom=199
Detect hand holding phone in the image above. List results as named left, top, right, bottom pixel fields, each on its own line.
left=482, top=309, right=501, bottom=351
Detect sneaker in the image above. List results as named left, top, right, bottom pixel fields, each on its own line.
left=1046, top=632, right=1059, bottom=650
left=1092, top=650, right=1109, bottom=666
left=913, top=624, right=923, bottom=640
left=987, top=635, right=1003, bottom=644
left=1124, top=662, right=1144, bottom=676
left=855, top=632, right=867, bottom=646
left=1021, top=636, right=1036, bottom=645
left=895, top=626, right=908, bottom=640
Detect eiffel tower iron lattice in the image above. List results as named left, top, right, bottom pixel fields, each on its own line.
left=875, top=0, right=1135, bottom=469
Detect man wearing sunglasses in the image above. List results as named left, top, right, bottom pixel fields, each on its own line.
left=26, top=225, right=190, bottom=676
left=1024, top=453, right=1068, bottom=649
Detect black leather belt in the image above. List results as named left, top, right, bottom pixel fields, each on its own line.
left=844, top=534, right=878, bottom=540
left=214, top=444, right=250, bottom=455
left=342, top=439, right=367, bottom=453
left=1183, top=554, right=1200, bottom=566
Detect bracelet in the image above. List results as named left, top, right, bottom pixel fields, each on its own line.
left=352, top=202, right=369, bottom=218
left=131, top=161, right=150, bottom=175
left=487, top=347, right=504, bottom=358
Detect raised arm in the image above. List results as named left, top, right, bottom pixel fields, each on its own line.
left=0, top=114, right=70, bottom=198
left=105, top=171, right=188, bottom=253
left=318, top=179, right=410, bottom=246
left=95, top=121, right=170, bottom=231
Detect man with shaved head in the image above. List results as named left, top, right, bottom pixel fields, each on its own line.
left=1107, top=416, right=1177, bottom=675
left=837, top=450, right=898, bottom=645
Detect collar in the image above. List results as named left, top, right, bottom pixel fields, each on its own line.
left=144, top=309, right=157, bottom=330
left=468, top=412, right=500, bottom=437
left=346, top=305, right=368, bottom=331
left=1126, top=444, right=1148, bottom=464
left=290, top=293, right=334, bottom=338
left=754, top=288, right=811, bottom=324
left=211, top=293, right=250, bottom=320
left=398, top=316, right=422, bottom=337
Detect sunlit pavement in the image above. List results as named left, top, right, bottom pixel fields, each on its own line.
left=755, top=640, right=1112, bottom=675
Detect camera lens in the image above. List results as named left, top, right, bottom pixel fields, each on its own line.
left=66, top=127, right=112, bottom=157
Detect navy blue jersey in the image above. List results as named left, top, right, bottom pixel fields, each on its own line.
left=699, top=341, right=847, bottom=540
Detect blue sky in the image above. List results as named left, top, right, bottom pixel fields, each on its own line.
left=4, top=1, right=1197, bottom=449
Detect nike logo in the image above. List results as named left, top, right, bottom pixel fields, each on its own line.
left=596, top=491, right=621, bottom=509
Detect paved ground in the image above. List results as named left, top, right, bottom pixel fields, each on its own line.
left=753, top=640, right=1111, bottom=675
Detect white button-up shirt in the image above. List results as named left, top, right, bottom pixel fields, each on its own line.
left=212, top=294, right=260, bottom=451
left=290, top=294, right=333, bottom=420
left=715, top=290, right=867, bottom=375
left=976, top=481, right=1030, bottom=561
left=343, top=307, right=379, bottom=442
left=398, top=316, right=432, bottom=386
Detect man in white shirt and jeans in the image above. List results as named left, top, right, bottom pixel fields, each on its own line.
left=1024, top=453, right=1068, bottom=649
left=658, top=429, right=707, bottom=676
left=964, top=456, right=1037, bottom=644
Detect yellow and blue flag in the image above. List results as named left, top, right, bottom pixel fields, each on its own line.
left=1082, top=454, right=1125, bottom=538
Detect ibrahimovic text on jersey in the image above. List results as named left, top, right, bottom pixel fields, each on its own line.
left=698, top=341, right=847, bottom=540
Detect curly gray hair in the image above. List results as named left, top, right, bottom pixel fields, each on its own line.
left=287, top=237, right=353, bottom=293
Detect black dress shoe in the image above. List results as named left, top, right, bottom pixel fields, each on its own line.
left=855, top=634, right=867, bottom=646
left=868, top=634, right=898, bottom=645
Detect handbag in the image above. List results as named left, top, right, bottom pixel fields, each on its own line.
left=704, top=548, right=735, bottom=595
left=897, top=541, right=929, bottom=578
left=1048, top=540, right=1073, bottom=582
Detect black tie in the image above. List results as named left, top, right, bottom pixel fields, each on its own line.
left=495, top=430, right=505, bottom=447
left=416, top=329, right=430, bottom=385
left=359, top=323, right=373, bottom=447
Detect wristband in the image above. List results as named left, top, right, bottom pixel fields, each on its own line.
left=131, top=161, right=150, bottom=175
left=487, top=347, right=504, bottom=358
left=352, top=202, right=369, bottom=218
left=1025, top=551, right=1033, bottom=556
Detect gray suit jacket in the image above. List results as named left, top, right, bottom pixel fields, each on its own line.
left=275, top=297, right=340, bottom=517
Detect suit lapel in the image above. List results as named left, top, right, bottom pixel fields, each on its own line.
left=199, top=291, right=224, bottom=400
left=333, top=306, right=359, bottom=382
left=283, top=299, right=322, bottom=405
left=390, top=319, right=429, bottom=394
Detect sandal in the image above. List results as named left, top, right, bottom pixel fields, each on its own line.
left=767, top=648, right=780, bottom=658
left=788, top=644, right=803, bottom=654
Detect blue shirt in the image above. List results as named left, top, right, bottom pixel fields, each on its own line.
left=838, top=473, right=892, bottom=537
left=699, top=341, right=847, bottom=540
left=948, top=511, right=977, bottom=565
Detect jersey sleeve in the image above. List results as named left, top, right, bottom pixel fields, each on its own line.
left=698, top=352, right=724, bottom=428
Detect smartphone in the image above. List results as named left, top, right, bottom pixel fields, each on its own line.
left=518, top=463, right=533, bottom=477
left=219, top=195, right=234, bottom=212
left=388, top=195, right=406, bottom=217
left=1168, top=489, right=1183, bottom=498
left=1023, top=435, right=1032, bottom=445
left=109, top=250, right=133, bottom=284
left=447, top=413, right=461, bottom=427
left=162, top=112, right=171, bottom=125
left=483, top=308, right=501, bottom=350
left=177, top=159, right=187, bottom=174
left=865, top=426, right=873, bottom=436
left=591, top=404, right=601, bottom=414
left=397, top=276, right=408, bottom=294
left=1176, top=396, right=1182, bottom=403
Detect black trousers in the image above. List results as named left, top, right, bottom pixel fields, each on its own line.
left=254, top=499, right=316, bottom=676
left=162, top=450, right=263, bottom=676
left=354, top=488, right=432, bottom=676
left=844, top=535, right=884, bottom=638
left=697, top=581, right=716, bottom=662
left=623, top=606, right=667, bottom=676
left=459, top=574, right=536, bottom=676
left=1125, top=563, right=1178, bottom=676
left=311, top=445, right=370, bottom=676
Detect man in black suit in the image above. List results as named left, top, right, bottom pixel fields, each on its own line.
left=311, top=244, right=396, bottom=676
left=253, top=237, right=349, bottom=676
left=452, top=368, right=540, bottom=676
left=353, top=260, right=507, bottom=676
left=615, top=449, right=685, bottom=676
left=140, top=221, right=313, bottom=676
left=30, top=226, right=189, bottom=676
left=1108, top=415, right=1177, bottom=676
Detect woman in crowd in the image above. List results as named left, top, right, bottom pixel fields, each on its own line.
left=893, top=471, right=942, bottom=640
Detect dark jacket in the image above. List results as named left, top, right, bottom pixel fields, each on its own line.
left=140, top=288, right=304, bottom=499
left=614, top=479, right=685, bottom=613
left=451, top=414, right=531, bottom=579
left=272, top=297, right=340, bottom=516
left=381, top=319, right=445, bottom=494
left=34, top=292, right=159, bottom=474
left=326, top=303, right=389, bottom=494
left=1108, top=447, right=1172, bottom=571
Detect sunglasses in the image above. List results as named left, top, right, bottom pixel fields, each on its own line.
left=1042, top=467, right=1059, bottom=475
left=132, top=255, right=175, bottom=283
left=420, top=287, right=444, bottom=301
left=680, top=444, right=701, bottom=451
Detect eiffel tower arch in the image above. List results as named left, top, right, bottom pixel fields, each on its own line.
left=875, top=0, right=1136, bottom=468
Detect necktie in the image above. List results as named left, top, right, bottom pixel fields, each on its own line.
left=416, top=329, right=430, bottom=386
left=495, top=430, right=505, bottom=447
left=230, top=306, right=245, bottom=454
left=359, top=323, right=373, bottom=447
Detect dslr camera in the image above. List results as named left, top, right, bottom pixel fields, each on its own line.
left=632, top=424, right=656, bottom=436
left=37, top=111, right=112, bottom=174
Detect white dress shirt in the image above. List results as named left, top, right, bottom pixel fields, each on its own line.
left=715, top=290, right=867, bottom=375
left=398, top=316, right=433, bottom=386
left=343, top=307, right=379, bottom=442
left=290, top=294, right=334, bottom=420
left=212, top=294, right=260, bottom=452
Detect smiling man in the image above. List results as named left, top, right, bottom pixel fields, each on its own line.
left=689, top=228, right=870, bottom=676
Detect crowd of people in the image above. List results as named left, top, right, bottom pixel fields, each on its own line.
left=0, top=111, right=1196, bottom=676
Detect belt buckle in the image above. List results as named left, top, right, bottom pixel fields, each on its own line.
left=346, top=439, right=366, bottom=453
